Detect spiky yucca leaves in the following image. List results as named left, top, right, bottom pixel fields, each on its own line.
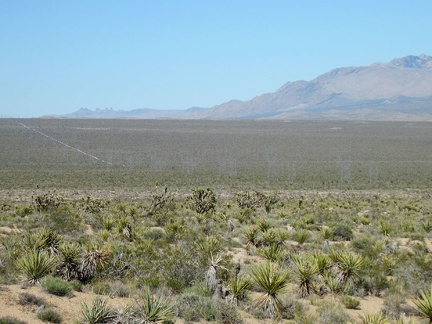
left=250, top=262, right=289, bottom=320
left=135, top=287, right=176, bottom=323
left=229, top=277, right=251, bottom=305
left=256, top=218, right=271, bottom=232
left=413, top=284, right=432, bottom=323
left=312, top=250, right=331, bottom=276
left=260, top=244, right=285, bottom=263
left=243, top=225, right=259, bottom=254
left=37, top=228, right=62, bottom=255
left=16, top=248, right=57, bottom=284
left=292, top=229, right=311, bottom=245
left=261, top=228, right=278, bottom=247
left=58, top=242, right=81, bottom=281
left=291, top=254, right=319, bottom=298
left=22, top=228, right=61, bottom=255
left=81, top=297, right=114, bottom=324
left=323, top=273, right=346, bottom=295
left=359, top=312, right=389, bottom=324
left=334, top=251, right=366, bottom=284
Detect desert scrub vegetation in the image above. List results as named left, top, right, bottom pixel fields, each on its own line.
left=3, top=119, right=432, bottom=190
left=1, top=188, right=432, bottom=322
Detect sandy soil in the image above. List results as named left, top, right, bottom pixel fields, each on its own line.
left=0, top=284, right=132, bottom=323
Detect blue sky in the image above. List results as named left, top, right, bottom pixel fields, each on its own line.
left=1, top=1, right=431, bottom=117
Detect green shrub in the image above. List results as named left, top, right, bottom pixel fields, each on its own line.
left=176, top=293, right=217, bottom=322
left=317, top=302, right=352, bottom=324
left=110, top=282, right=131, bottom=298
left=0, top=317, right=26, bottom=324
left=342, top=295, right=360, bottom=309
left=92, top=281, right=112, bottom=295
left=70, top=280, right=83, bottom=292
left=40, top=276, right=73, bottom=297
left=215, top=300, right=243, bottom=324
left=332, top=224, right=353, bottom=241
left=37, top=308, right=62, bottom=323
left=143, top=228, right=166, bottom=241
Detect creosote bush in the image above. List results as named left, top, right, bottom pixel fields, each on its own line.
left=41, top=275, right=73, bottom=297
left=37, top=308, right=62, bottom=323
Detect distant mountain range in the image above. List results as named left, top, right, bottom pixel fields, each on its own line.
left=58, top=54, right=432, bottom=121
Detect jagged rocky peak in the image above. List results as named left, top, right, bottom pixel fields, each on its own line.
left=388, top=54, right=432, bottom=69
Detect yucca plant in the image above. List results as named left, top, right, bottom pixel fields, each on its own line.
left=58, top=242, right=81, bottom=280
left=256, top=218, right=271, bottom=232
left=81, top=297, right=114, bottom=324
left=323, top=273, right=345, bottom=295
left=334, top=251, right=365, bottom=284
left=243, top=225, right=259, bottom=254
left=229, top=277, right=251, bottom=305
left=250, top=261, right=289, bottom=320
left=16, top=248, right=57, bottom=284
left=312, top=250, right=331, bottom=276
left=261, top=228, right=278, bottom=247
left=135, top=286, right=176, bottom=323
left=293, top=229, right=311, bottom=245
left=291, top=254, right=319, bottom=298
left=260, top=244, right=285, bottom=263
left=37, top=228, right=62, bottom=255
left=413, top=284, right=432, bottom=323
left=359, top=312, right=389, bottom=324
left=205, top=252, right=228, bottom=292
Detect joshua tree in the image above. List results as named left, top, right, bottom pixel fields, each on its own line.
left=205, top=253, right=228, bottom=293
left=78, top=248, right=109, bottom=283
left=187, top=188, right=217, bottom=215
left=250, top=262, right=289, bottom=320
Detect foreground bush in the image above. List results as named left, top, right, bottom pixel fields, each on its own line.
left=176, top=293, right=217, bottom=322
left=0, top=317, right=26, bottom=324
left=37, top=308, right=62, bottom=323
left=41, top=276, right=73, bottom=297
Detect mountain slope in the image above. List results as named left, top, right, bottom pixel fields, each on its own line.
left=61, top=54, right=432, bottom=121
left=195, top=54, right=432, bottom=120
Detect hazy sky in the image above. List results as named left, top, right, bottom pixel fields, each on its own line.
left=1, top=1, right=431, bottom=117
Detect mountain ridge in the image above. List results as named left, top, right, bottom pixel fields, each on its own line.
left=56, top=54, right=432, bottom=121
